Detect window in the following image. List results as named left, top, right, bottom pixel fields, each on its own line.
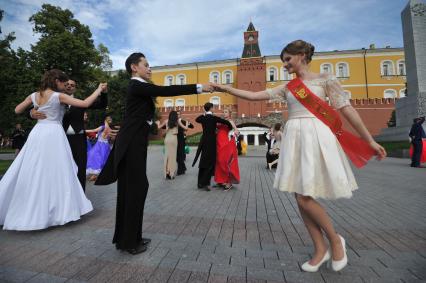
left=164, top=99, right=173, bottom=107
left=222, top=70, right=233, bottom=84
left=210, top=96, right=220, bottom=105
left=281, top=68, right=292, bottom=81
left=381, top=61, right=394, bottom=76
left=399, top=88, right=406, bottom=98
left=164, top=75, right=174, bottom=86
left=336, top=62, right=349, bottom=78
left=210, top=71, right=220, bottom=83
left=397, top=60, right=406, bottom=76
left=384, top=89, right=397, bottom=98
left=268, top=67, right=278, bottom=81
left=320, top=63, right=333, bottom=74
left=175, top=98, right=185, bottom=107
left=176, top=74, right=186, bottom=85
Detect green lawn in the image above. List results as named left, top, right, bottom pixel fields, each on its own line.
left=149, top=132, right=202, bottom=146
left=378, top=141, right=410, bottom=152
left=149, top=139, right=164, bottom=145
left=0, top=148, right=14, bottom=153
left=0, top=160, right=13, bottom=175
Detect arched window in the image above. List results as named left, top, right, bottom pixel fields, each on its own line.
left=222, top=70, right=233, bottom=84
left=164, top=99, right=173, bottom=107
left=281, top=67, right=292, bottom=81
left=210, top=96, right=220, bottom=105
left=344, top=90, right=352, bottom=99
left=176, top=74, right=186, bottom=85
left=381, top=61, right=394, bottom=76
left=336, top=62, right=349, bottom=78
left=384, top=89, right=397, bottom=98
left=397, top=60, right=406, bottom=76
left=164, top=75, right=174, bottom=86
left=210, top=71, right=220, bottom=83
left=268, top=67, right=278, bottom=81
left=320, top=63, right=333, bottom=74
left=175, top=98, right=185, bottom=107
left=399, top=88, right=406, bottom=98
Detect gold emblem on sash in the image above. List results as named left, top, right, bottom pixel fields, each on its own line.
left=296, top=87, right=307, bottom=99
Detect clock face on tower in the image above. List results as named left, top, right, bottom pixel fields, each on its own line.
left=248, top=35, right=254, bottom=41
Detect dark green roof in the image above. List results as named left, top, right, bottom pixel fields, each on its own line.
left=247, top=22, right=255, bottom=31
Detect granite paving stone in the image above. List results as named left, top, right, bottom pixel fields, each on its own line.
left=0, top=147, right=424, bottom=282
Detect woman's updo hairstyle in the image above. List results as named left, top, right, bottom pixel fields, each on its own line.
left=280, top=40, right=315, bottom=64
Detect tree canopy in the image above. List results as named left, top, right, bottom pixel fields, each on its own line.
left=0, top=5, right=127, bottom=135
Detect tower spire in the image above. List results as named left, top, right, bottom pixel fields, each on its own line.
left=242, top=21, right=261, bottom=58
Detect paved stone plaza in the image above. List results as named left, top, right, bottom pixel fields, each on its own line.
left=0, top=146, right=425, bottom=283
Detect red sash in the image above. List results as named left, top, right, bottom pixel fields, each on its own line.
left=287, top=78, right=375, bottom=168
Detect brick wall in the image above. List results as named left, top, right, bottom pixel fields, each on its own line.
left=154, top=98, right=396, bottom=139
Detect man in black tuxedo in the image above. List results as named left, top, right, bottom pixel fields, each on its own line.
left=176, top=110, right=194, bottom=175
left=62, top=80, right=108, bottom=191
left=31, top=79, right=107, bottom=191
left=95, top=52, right=213, bottom=255
left=193, top=103, right=232, bottom=190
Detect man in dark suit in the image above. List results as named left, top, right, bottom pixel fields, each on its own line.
left=409, top=116, right=426, bottom=167
left=193, top=102, right=232, bottom=190
left=176, top=110, right=194, bottom=175
left=30, top=79, right=107, bottom=191
left=95, top=52, right=213, bottom=255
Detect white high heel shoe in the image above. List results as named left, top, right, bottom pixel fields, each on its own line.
left=301, top=249, right=331, bottom=272
left=331, top=234, right=348, bottom=272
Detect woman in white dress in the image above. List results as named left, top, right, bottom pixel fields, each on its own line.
left=0, top=69, right=107, bottom=231
left=212, top=40, right=386, bottom=272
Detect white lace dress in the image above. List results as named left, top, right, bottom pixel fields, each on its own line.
left=0, top=92, right=93, bottom=231
left=267, top=75, right=358, bottom=199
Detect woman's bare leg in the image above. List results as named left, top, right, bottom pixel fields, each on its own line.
left=296, top=194, right=344, bottom=261
left=297, top=197, right=328, bottom=264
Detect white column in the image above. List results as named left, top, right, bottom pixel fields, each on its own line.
left=243, top=135, right=248, bottom=144
left=254, top=134, right=259, bottom=146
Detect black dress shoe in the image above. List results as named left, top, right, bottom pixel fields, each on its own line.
left=142, top=238, right=151, bottom=245
left=125, top=243, right=148, bottom=255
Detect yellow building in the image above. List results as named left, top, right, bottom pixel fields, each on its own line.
left=152, top=46, right=406, bottom=109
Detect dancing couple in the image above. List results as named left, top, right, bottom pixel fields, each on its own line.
left=193, top=103, right=240, bottom=191
left=0, top=69, right=107, bottom=231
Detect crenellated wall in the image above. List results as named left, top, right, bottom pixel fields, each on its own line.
left=155, top=98, right=396, bottom=140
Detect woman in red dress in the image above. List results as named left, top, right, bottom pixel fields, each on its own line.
left=214, top=108, right=240, bottom=190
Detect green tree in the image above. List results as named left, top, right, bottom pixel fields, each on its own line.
left=97, top=43, right=113, bottom=72
left=0, top=9, right=23, bottom=134
left=28, top=4, right=105, bottom=90
left=0, top=5, right=114, bottom=136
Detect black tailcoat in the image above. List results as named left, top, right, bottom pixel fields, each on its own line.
left=96, top=79, right=198, bottom=249
left=63, top=93, right=107, bottom=191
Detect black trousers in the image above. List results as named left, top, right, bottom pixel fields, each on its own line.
left=176, top=138, right=186, bottom=175
left=411, top=140, right=423, bottom=167
left=266, top=152, right=278, bottom=165
left=113, top=125, right=149, bottom=250
left=198, top=165, right=214, bottom=187
left=67, top=134, right=87, bottom=191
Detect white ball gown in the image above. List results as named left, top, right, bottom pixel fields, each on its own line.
left=0, top=92, right=93, bottom=231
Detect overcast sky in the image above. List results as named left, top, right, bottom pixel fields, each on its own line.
left=2, top=0, right=409, bottom=69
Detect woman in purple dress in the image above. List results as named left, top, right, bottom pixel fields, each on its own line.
left=86, top=116, right=113, bottom=181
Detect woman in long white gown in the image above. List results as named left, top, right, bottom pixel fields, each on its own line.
left=0, top=69, right=106, bottom=231
left=212, top=40, right=386, bottom=273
